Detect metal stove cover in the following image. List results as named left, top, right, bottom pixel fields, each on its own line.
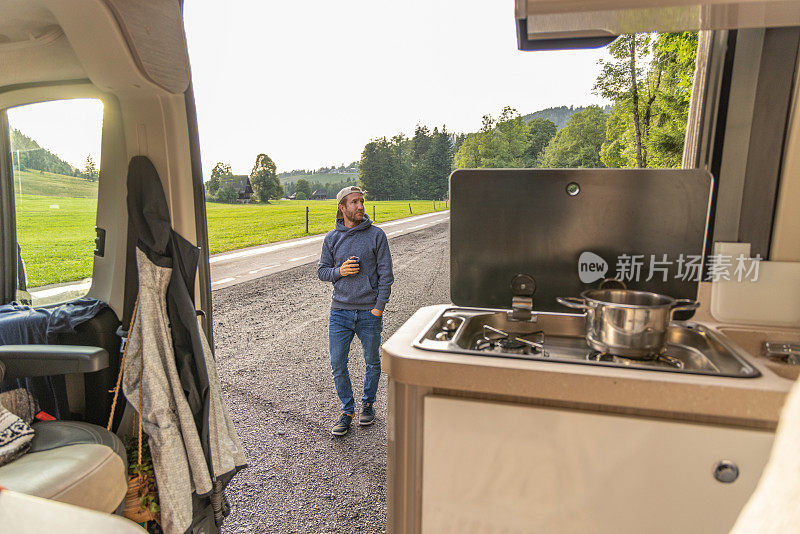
left=449, top=168, right=712, bottom=313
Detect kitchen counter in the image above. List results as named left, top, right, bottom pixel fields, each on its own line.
left=383, top=304, right=794, bottom=430
left=382, top=285, right=799, bottom=534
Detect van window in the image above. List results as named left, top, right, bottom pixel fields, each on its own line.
left=451, top=32, right=698, bottom=170
left=6, top=99, right=104, bottom=306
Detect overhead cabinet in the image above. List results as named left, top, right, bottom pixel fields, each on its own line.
left=515, top=0, right=800, bottom=49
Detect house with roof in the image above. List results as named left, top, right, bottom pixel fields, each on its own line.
left=311, top=189, right=327, bottom=200
left=218, top=174, right=253, bottom=202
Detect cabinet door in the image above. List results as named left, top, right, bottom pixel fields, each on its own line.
left=422, top=396, right=773, bottom=534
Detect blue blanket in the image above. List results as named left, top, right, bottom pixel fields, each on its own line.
left=0, top=298, right=107, bottom=419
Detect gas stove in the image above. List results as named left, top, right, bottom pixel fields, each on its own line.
left=414, top=308, right=759, bottom=378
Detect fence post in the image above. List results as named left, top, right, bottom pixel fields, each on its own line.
left=409, top=202, right=412, bottom=214
left=373, top=205, right=376, bottom=221
left=433, top=200, right=436, bottom=211
left=305, top=206, right=309, bottom=233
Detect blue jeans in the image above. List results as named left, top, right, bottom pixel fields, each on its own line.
left=329, top=308, right=383, bottom=415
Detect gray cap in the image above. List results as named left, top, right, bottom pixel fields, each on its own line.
left=336, top=185, right=365, bottom=204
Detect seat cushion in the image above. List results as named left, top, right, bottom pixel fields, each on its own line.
left=0, top=422, right=127, bottom=513
left=0, top=489, right=146, bottom=533
left=29, top=421, right=127, bottom=470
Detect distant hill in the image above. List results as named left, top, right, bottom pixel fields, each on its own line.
left=13, top=169, right=98, bottom=199
left=278, top=171, right=359, bottom=186
left=278, top=161, right=359, bottom=186
left=278, top=163, right=360, bottom=198
left=522, top=105, right=612, bottom=130
left=10, top=129, right=80, bottom=177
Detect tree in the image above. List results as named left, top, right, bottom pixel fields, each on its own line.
left=82, top=154, right=98, bottom=181
left=208, top=162, right=231, bottom=195
left=296, top=191, right=308, bottom=200
left=427, top=127, right=453, bottom=200
left=595, top=32, right=698, bottom=169
left=539, top=106, right=607, bottom=168
left=526, top=118, right=557, bottom=165
left=646, top=32, right=698, bottom=167
left=359, top=136, right=410, bottom=200
left=295, top=178, right=312, bottom=199
left=359, top=139, right=387, bottom=200
left=409, top=125, right=433, bottom=199
left=453, top=107, right=534, bottom=169
left=599, top=105, right=636, bottom=168
left=388, top=134, right=412, bottom=199
left=216, top=183, right=238, bottom=203
left=594, top=34, right=651, bottom=167
left=249, top=153, right=282, bottom=202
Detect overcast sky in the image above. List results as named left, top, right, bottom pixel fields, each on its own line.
left=8, top=1, right=611, bottom=178
left=183, top=1, right=610, bottom=176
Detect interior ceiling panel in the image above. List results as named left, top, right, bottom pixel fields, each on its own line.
left=0, top=0, right=56, bottom=44
left=103, top=0, right=190, bottom=94
left=0, top=0, right=189, bottom=95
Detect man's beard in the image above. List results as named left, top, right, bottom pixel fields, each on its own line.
left=344, top=207, right=364, bottom=223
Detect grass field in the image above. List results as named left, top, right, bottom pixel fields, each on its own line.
left=16, top=194, right=98, bottom=287
left=14, top=172, right=448, bottom=287
left=205, top=199, right=446, bottom=254
left=13, top=169, right=98, bottom=198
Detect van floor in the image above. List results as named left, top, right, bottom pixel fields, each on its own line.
left=212, top=221, right=450, bottom=533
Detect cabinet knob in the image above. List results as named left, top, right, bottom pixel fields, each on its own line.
left=713, top=461, right=739, bottom=483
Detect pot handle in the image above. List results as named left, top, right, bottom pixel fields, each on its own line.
left=557, top=297, right=590, bottom=311
left=670, top=299, right=700, bottom=313
left=598, top=277, right=627, bottom=290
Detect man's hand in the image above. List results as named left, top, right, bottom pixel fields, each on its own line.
left=370, top=308, right=383, bottom=317
left=339, top=257, right=360, bottom=277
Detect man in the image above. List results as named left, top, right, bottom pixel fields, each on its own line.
left=318, top=186, right=394, bottom=436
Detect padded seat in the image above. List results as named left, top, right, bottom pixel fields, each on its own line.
left=0, top=421, right=127, bottom=513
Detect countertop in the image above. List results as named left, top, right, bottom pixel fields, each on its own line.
left=382, top=293, right=798, bottom=430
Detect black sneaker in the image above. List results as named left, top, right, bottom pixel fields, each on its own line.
left=331, top=413, right=353, bottom=436
left=359, top=403, right=375, bottom=426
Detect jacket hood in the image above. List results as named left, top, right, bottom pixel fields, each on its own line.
left=335, top=214, right=373, bottom=233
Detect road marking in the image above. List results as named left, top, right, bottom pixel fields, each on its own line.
left=212, top=277, right=236, bottom=285
left=29, top=279, right=92, bottom=299
left=248, top=263, right=280, bottom=274
left=210, top=235, right=325, bottom=264
left=288, top=254, right=314, bottom=262
left=408, top=224, right=427, bottom=230
left=387, top=230, right=403, bottom=236
left=375, top=210, right=446, bottom=229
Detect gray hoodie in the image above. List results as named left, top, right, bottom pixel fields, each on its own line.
left=317, top=215, right=394, bottom=311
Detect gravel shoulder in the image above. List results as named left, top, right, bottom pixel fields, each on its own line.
left=213, top=222, right=450, bottom=533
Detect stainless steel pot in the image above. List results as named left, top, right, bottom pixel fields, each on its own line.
left=557, top=289, right=699, bottom=359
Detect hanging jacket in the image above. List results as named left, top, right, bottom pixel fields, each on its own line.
left=123, top=156, right=247, bottom=533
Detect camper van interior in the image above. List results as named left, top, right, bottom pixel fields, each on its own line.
left=382, top=2, right=800, bottom=533
left=0, top=0, right=799, bottom=533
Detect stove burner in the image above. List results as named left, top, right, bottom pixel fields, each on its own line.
left=587, top=351, right=684, bottom=370
left=473, top=325, right=546, bottom=355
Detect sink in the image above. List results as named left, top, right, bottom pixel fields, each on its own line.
left=415, top=308, right=760, bottom=378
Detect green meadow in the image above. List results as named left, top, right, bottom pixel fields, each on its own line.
left=14, top=171, right=447, bottom=287
left=205, top=199, right=445, bottom=254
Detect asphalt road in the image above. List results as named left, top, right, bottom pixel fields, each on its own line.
left=213, top=218, right=450, bottom=533
left=210, top=211, right=450, bottom=290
